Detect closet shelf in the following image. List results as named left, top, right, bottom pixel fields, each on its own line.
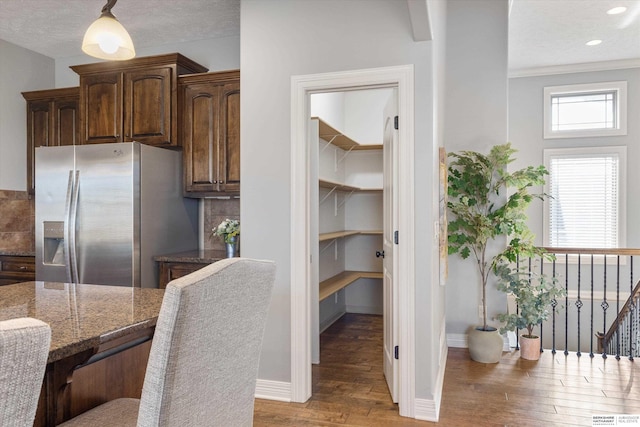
left=319, top=270, right=383, bottom=301
left=319, top=178, right=381, bottom=193
left=312, top=117, right=382, bottom=151
left=319, top=230, right=382, bottom=241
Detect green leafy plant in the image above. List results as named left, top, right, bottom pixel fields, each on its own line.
left=447, top=143, right=550, bottom=330
left=212, top=218, right=240, bottom=244
left=495, top=263, right=566, bottom=338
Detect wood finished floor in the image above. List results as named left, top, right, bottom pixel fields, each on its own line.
left=253, top=313, right=640, bottom=426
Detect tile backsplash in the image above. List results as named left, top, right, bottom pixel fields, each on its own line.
left=202, top=198, right=240, bottom=251
left=0, top=190, right=34, bottom=252
left=0, top=190, right=239, bottom=254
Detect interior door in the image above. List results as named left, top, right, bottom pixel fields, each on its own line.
left=383, top=91, right=399, bottom=402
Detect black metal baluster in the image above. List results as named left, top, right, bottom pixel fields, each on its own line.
left=616, top=256, right=621, bottom=360
left=551, top=257, right=557, bottom=354
left=590, top=254, right=594, bottom=358
left=576, top=254, right=582, bottom=357
left=602, top=256, right=608, bottom=359
left=565, top=254, right=569, bottom=356
left=629, top=256, right=634, bottom=361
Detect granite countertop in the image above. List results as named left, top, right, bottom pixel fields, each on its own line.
left=0, top=250, right=35, bottom=257
left=0, top=281, right=164, bottom=363
left=153, top=249, right=228, bottom=263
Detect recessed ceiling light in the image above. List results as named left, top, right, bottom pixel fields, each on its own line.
left=607, top=6, right=627, bottom=14
left=586, top=39, right=602, bottom=46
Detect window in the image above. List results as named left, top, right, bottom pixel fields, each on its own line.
left=543, top=81, right=627, bottom=139
left=544, top=147, right=626, bottom=249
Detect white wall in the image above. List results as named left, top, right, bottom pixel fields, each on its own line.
left=310, top=92, right=345, bottom=131
left=0, top=40, right=55, bottom=191
left=344, top=88, right=394, bottom=145
left=241, top=0, right=442, bottom=403
left=443, top=0, right=509, bottom=337
left=509, top=67, right=640, bottom=248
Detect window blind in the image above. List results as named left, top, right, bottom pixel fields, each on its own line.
left=548, top=154, right=619, bottom=248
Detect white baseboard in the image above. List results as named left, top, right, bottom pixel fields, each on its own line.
left=319, top=310, right=345, bottom=333
left=446, top=333, right=467, bottom=348
left=415, top=398, right=439, bottom=422
left=446, top=332, right=511, bottom=351
left=255, top=379, right=291, bottom=402
left=415, top=327, right=449, bottom=421
left=345, top=305, right=383, bottom=315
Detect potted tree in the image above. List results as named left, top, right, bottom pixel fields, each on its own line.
left=495, top=263, right=565, bottom=360
left=447, top=143, right=549, bottom=363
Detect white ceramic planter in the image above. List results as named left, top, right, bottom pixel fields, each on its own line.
left=468, top=327, right=503, bottom=363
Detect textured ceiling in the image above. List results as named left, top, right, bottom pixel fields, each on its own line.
left=0, top=0, right=638, bottom=73
left=509, top=0, right=640, bottom=72
left=0, top=0, right=240, bottom=58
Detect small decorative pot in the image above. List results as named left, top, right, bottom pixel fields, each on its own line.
left=519, top=335, right=541, bottom=360
left=225, top=236, right=238, bottom=258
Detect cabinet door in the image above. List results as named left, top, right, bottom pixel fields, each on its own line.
left=124, top=67, right=173, bottom=146
left=81, top=72, right=123, bottom=144
left=158, top=262, right=204, bottom=289
left=53, top=98, right=79, bottom=146
left=26, top=96, right=79, bottom=194
left=218, top=82, right=240, bottom=193
left=182, top=83, right=220, bottom=193
left=26, top=100, right=52, bottom=195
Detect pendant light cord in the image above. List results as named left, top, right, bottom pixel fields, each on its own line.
left=101, top=0, right=118, bottom=15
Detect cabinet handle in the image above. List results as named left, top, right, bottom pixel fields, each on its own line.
left=219, top=180, right=224, bottom=184
left=213, top=180, right=218, bottom=184
left=19, top=266, right=27, bottom=270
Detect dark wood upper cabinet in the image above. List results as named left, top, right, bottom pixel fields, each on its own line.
left=22, top=87, right=80, bottom=194
left=71, top=53, right=208, bottom=147
left=179, top=70, right=240, bottom=196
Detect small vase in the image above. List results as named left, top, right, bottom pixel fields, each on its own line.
left=225, top=236, right=238, bottom=258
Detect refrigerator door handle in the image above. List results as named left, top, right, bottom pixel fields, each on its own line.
left=69, top=170, right=80, bottom=284
left=63, top=170, right=75, bottom=283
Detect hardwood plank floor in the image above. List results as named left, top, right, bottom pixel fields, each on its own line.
left=253, top=313, right=640, bottom=426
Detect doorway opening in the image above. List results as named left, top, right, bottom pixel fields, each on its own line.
left=310, top=87, right=395, bottom=400
left=290, top=65, right=416, bottom=417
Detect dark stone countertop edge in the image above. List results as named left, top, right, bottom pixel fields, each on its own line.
left=153, top=250, right=227, bottom=264
left=48, top=318, right=159, bottom=363
left=0, top=250, right=35, bottom=257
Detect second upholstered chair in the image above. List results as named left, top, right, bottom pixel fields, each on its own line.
left=0, top=317, right=51, bottom=427
left=59, top=257, right=276, bottom=427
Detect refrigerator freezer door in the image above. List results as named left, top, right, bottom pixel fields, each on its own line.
left=74, top=143, right=139, bottom=286
left=36, top=146, right=76, bottom=283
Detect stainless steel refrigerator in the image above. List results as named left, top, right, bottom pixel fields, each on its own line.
left=35, top=142, right=198, bottom=287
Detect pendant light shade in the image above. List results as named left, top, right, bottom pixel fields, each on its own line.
left=82, top=0, right=135, bottom=60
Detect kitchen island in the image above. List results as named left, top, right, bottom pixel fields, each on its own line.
left=0, top=281, right=164, bottom=426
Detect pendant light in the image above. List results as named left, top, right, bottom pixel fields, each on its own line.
left=82, top=0, right=135, bottom=60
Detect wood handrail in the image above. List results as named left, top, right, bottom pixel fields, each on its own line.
left=540, top=247, right=640, bottom=256
left=596, top=278, right=640, bottom=353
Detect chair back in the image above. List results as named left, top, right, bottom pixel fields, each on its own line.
left=0, top=317, right=51, bottom=427
left=137, top=258, right=276, bottom=427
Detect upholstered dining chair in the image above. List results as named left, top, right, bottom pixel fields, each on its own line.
left=60, top=257, right=276, bottom=427
left=0, top=317, right=51, bottom=427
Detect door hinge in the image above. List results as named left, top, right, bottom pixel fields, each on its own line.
left=394, top=116, right=399, bottom=130
left=394, top=230, right=399, bottom=245
left=394, top=345, right=399, bottom=360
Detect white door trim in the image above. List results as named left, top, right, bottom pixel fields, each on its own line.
left=290, top=65, right=416, bottom=417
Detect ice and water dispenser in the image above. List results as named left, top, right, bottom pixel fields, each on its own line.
left=42, top=221, right=65, bottom=265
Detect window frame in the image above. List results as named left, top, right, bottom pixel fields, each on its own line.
left=543, top=81, right=627, bottom=139
left=543, top=146, right=627, bottom=253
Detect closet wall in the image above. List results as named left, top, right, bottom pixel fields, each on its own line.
left=311, top=89, right=392, bottom=347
